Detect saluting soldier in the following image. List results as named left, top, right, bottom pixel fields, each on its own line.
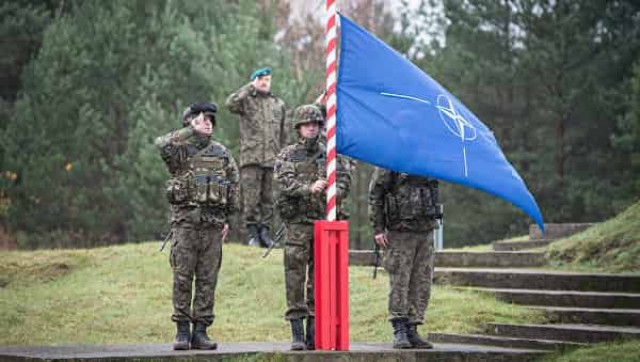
left=226, top=67, right=288, bottom=248
left=155, top=102, right=239, bottom=350
left=273, top=105, right=350, bottom=350
left=368, top=167, right=441, bottom=349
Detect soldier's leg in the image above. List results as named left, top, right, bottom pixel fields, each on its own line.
left=284, top=223, right=310, bottom=350
left=384, top=230, right=418, bottom=349
left=241, top=165, right=261, bottom=244
left=170, top=225, right=198, bottom=349
left=407, top=229, right=435, bottom=325
left=304, top=225, right=316, bottom=350
left=284, top=223, right=311, bottom=320
left=192, top=225, right=223, bottom=326
left=170, top=225, right=198, bottom=324
left=406, top=229, right=435, bottom=349
left=260, top=167, right=275, bottom=225
left=305, top=224, right=315, bottom=318
left=256, top=167, right=275, bottom=247
left=191, top=225, right=223, bottom=350
left=384, top=231, right=418, bottom=321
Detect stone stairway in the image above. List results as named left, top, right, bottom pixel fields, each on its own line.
left=428, top=224, right=640, bottom=353
left=431, top=269, right=640, bottom=350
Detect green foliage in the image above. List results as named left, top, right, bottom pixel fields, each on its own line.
left=2, top=0, right=639, bottom=249
left=0, top=242, right=544, bottom=345
left=0, top=1, right=53, bottom=185
left=546, top=200, right=640, bottom=273
left=3, top=0, right=314, bottom=247
left=409, top=0, right=640, bottom=246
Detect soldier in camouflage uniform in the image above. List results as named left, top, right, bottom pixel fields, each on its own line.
left=226, top=67, right=288, bottom=248
left=274, top=105, right=350, bottom=350
left=368, top=167, right=441, bottom=349
left=155, top=102, right=239, bottom=350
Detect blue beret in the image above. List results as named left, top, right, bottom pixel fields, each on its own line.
left=250, top=67, right=272, bottom=81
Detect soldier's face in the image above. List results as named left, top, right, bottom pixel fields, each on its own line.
left=193, top=114, right=213, bottom=136
left=252, top=75, right=272, bottom=93
left=299, top=122, right=320, bottom=139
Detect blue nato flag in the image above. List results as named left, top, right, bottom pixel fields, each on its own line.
left=336, top=14, right=544, bottom=232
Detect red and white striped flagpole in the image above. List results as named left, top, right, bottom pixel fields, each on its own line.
left=325, top=0, right=338, bottom=221
left=315, top=0, right=348, bottom=351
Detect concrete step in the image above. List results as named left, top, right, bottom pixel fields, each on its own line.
left=467, top=287, right=640, bottom=309
left=434, top=268, right=640, bottom=293
left=349, top=250, right=546, bottom=268
left=436, top=251, right=545, bottom=267
left=486, top=323, right=640, bottom=344
left=0, top=342, right=548, bottom=362
left=492, top=239, right=553, bottom=251
left=531, top=306, right=640, bottom=327
left=529, top=223, right=595, bottom=240
left=428, top=332, right=586, bottom=351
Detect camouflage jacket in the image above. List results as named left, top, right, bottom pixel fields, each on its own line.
left=155, top=126, right=240, bottom=226
left=274, top=137, right=350, bottom=224
left=225, top=84, right=289, bottom=168
left=369, top=167, right=438, bottom=234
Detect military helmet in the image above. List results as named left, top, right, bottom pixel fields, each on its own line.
left=293, top=105, right=324, bottom=129
left=182, top=102, right=217, bottom=125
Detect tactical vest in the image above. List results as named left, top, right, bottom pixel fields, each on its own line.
left=165, top=142, right=231, bottom=207
left=276, top=146, right=326, bottom=222
left=385, top=172, right=440, bottom=231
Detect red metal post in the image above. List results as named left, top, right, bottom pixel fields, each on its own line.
left=314, top=220, right=349, bottom=350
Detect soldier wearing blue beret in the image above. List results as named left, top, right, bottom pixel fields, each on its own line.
left=226, top=68, right=289, bottom=248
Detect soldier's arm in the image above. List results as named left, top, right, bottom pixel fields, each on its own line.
left=225, top=84, right=252, bottom=115
left=225, top=151, right=241, bottom=222
left=274, top=154, right=312, bottom=198
left=154, top=126, right=195, bottom=168
left=336, top=156, right=352, bottom=201
left=280, top=101, right=290, bottom=147
left=368, top=167, right=391, bottom=235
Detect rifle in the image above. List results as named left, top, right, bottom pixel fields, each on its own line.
left=372, top=241, right=381, bottom=279
left=159, top=228, right=174, bottom=252
left=262, top=223, right=287, bottom=258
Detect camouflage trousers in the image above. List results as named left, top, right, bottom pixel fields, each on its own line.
left=170, top=223, right=223, bottom=326
left=241, top=165, right=274, bottom=227
left=383, top=230, right=435, bottom=325
left=283, top=223, right=315, bottom=320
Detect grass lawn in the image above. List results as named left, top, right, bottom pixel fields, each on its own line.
left=0, top=242, right=544, bottom=346
left=541, top=340, right=640, bottom=362
left=546, top=201, right=640, bottom=274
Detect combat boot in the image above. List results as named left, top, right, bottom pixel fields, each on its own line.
left=305, top=317, right=315, bottom=350
left=391, top=319, right=412, bottom=349
left=406, top=322, right=433, bottom=349
left=258, top=224, right=275, bottom=248
left=290, top=319, right=306, bottom=350
left=172, top=321, right=190, bottom=350
left=190, top=322, right=217, bottom=350
left=246, top=223, right=260, bottom=246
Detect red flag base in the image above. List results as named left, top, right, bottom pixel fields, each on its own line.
left=314, top=220, right=349, bottom=350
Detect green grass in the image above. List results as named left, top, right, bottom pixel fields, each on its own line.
left=546, top=201, right=640, bottom=274
left=0, top=242, right=544, bottom=346
left=540, top=340, right=640, bottom=362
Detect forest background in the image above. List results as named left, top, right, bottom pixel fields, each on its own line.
left=1, top=0, right=638, bottom=250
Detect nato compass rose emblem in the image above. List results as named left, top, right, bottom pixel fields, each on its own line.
left=380, top=92, right=477, bottom=177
